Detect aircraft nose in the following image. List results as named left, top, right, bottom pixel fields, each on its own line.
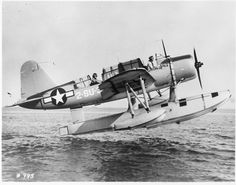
left=186, top=55, right=197, bottom=79
left=173, top=55, right=196, bottom=82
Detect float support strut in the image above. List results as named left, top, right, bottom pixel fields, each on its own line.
left=125, top=83, right=134, bottom=118
left=126, top=83, right=148, bottom=111
left=140, top=77, right=150, bottom=112
left=168, top=58, right=177, bottom=102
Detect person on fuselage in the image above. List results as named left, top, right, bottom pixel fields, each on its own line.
left=90, top=73, right=101, bottom=86
left=147, top=56, right=155, bottom=70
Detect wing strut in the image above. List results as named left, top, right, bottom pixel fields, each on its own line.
left=161, top=40, right=177, bottom=102
left=125, top=77, right=150, bottom=118
left=168, top=57, right=177, bottom=102
left=70, top=107, right=85, bottom=124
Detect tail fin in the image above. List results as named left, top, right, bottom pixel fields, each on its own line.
left=21, top=60, right=56, bottom=99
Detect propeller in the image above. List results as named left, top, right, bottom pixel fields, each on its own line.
left=193, top=48, right=204, bottom=89
left=162, top=40, right=169, bottom=58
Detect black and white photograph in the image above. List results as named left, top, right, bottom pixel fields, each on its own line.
left=2, top=1, right=235, bottom=182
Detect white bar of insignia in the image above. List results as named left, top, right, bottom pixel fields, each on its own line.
left=66, top=91, right=74, bottom=97
left=44, top=97, right=52, bottom=104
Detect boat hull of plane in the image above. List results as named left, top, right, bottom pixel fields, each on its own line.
left=59, top=90, right=230, bottom=135
left=145, top=90, right=231, bottom=128
left=59, top=108, right=166, bottom=135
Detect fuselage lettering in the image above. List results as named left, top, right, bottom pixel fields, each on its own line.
left=75, top=86, right=100, bottom=100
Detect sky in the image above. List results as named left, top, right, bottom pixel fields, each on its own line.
left=2, top=1, right=236, bottom=108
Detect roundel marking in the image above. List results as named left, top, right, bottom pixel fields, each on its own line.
left=50, top=88, right=67, bottom=106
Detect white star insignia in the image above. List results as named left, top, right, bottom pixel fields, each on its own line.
left=52, top=89, right=65, bottom=105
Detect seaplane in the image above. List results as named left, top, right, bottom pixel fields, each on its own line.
left=8, top=41, right=231, bottom=135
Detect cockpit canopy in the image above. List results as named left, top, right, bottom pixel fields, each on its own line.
left=102, top=58, right=145, bottom=81
left=74, top=75, right=92, bottom=89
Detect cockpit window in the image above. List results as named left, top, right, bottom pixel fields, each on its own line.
left=102, top=65, right=119, bottom=81
left=74, top=75, right=92, bottom=89
left=102, top=58, right=145, bottom=81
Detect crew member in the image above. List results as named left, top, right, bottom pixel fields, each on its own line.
left=90, top=73, right=101, bottom=86
left=147, top=56, right=155, bottom=70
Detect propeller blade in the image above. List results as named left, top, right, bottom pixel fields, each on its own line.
left=194, top=48, right=198, bottom=63
left=193, top=48, right=203, bottom=89
left=162, top=40, right=168, bottom=58
left=196, top=67, right=203, bottom=89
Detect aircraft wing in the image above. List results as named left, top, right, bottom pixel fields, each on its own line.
left=99, top=68, right=155, bottom=99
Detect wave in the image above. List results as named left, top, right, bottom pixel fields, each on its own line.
left=210, top=147, right=235, bottom=153
left=2, top=134, right=15, bottom=140
left=190, top=158, right=209, bottom=162
left=214, top=134, right=234, bottom=140
left=186, top=149, right=217, bottom=156
left=208, top=175, right=232, bottom=181
left=136, top=152, right=174, bottom=159
left=165, top=147, right=179, bottom=153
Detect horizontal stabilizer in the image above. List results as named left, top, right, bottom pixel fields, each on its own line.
left=5, top=96, right=43, bottom=108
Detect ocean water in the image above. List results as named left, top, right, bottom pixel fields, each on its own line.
left=2, top=107, right=235, bottom=181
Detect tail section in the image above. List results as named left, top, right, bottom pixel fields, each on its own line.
left=21, top=61, right=56, bottom=99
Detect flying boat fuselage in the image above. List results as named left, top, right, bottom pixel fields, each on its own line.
left=20, top=54, right=196, bottom=109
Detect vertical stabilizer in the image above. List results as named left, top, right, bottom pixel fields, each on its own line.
left=21, top=61, right=56, bottom=99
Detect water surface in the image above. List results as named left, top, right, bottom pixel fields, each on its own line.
left=2, top=107, right=235, bottom=181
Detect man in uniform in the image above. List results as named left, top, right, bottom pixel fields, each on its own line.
left=90, top=73, right=101, bottom=86
left=147, top=56, right=155, bottom=70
